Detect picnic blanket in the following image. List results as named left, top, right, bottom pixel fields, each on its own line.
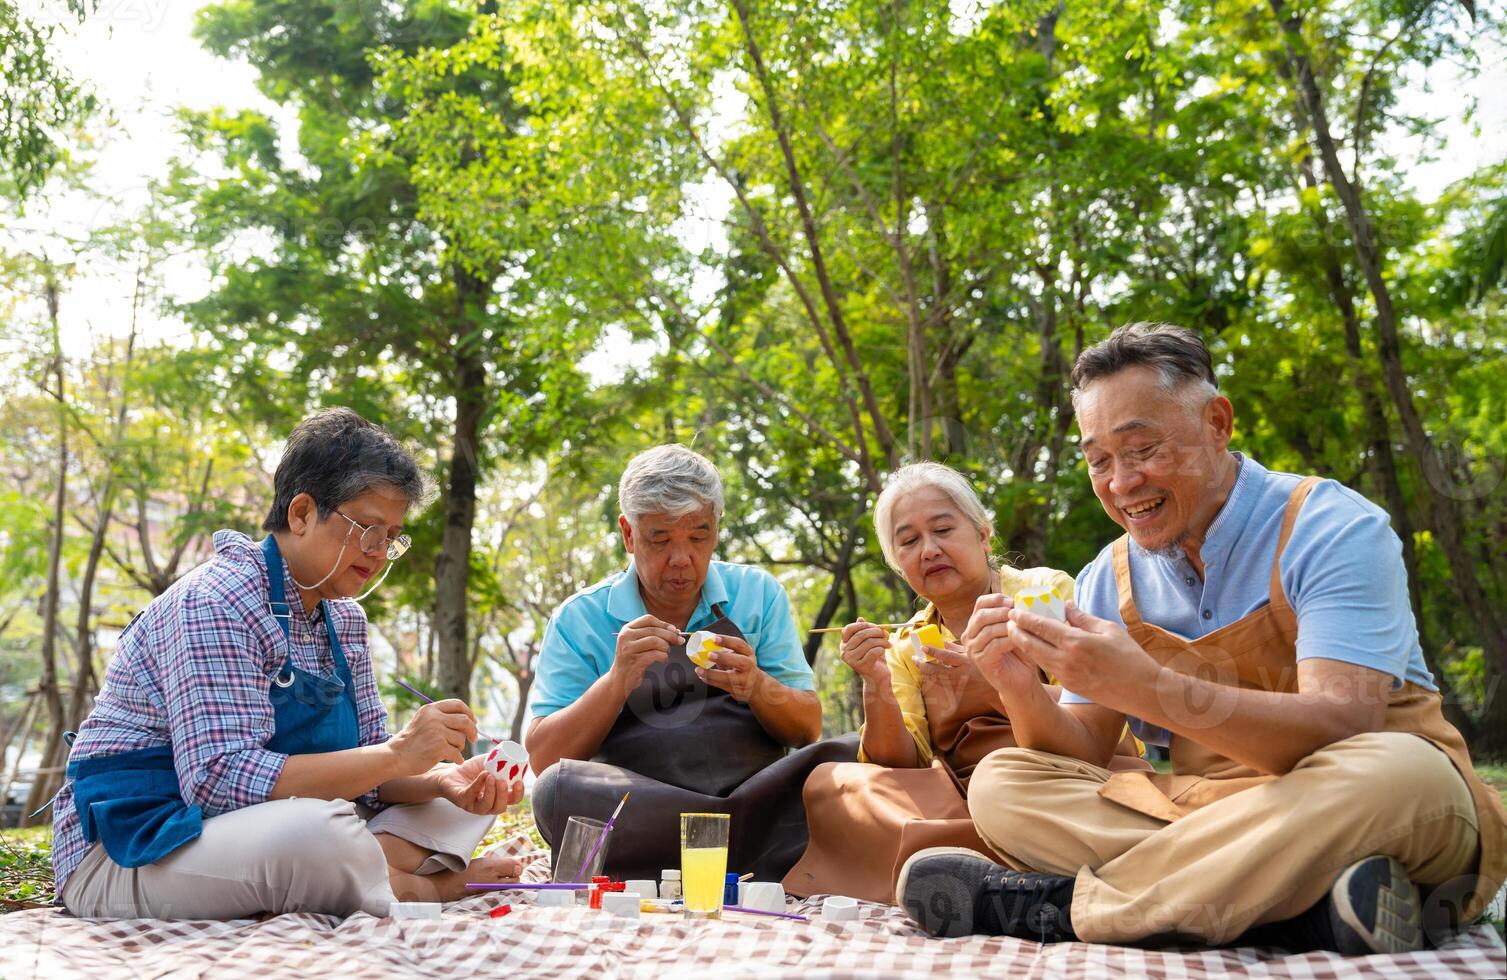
left=2, top=834, right=1502, bottom=979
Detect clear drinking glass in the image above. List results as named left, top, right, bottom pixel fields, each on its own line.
left=554, top=815, right=610, bottom=884
left=680, top=812, right=730, bottom=919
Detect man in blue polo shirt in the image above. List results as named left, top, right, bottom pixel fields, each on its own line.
left=526, top=445, right=853, bottom=881
left=898, top=323, right=1505, bottom=955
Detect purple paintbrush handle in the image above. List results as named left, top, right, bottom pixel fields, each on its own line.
left=578, top=820, right=614, bottom=873
left=724, top=905, right=808, bottom=921
left=465, top=882, right=588, bottom=890
left=396, top=679, right=506, bottom=745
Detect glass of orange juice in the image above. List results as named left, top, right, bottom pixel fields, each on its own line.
left=680, top=812, right=730, bottom=919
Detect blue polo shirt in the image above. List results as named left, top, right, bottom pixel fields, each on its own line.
left=528, top=560, right=815, bottom=719
left=1063, top=454, right=1435, bottom=745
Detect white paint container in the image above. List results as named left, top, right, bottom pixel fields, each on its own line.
left=536, top=890, right=575, bottom=908
left=625, top=879, right=658, bottom=899
left=739, top=882, right=786, bottom=913
left=389, top=901, right=442, bottom=920
left=603, top=892, right=642, bottom=918
left=821, top=895, right=860, bottom=921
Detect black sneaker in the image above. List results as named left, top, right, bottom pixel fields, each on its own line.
left=1285, top=855, right=1424, bottom=955
left=897, top=847, right=1076, bottom=941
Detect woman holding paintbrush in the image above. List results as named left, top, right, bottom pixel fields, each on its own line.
left=785, top=462, right=1147, bottom=904
left=50, top=409, right=525, bottom=920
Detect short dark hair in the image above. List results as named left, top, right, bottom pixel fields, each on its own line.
left=1070, top=322, right=1218, bottom=402
left=262, top=408, right=433, bottom=532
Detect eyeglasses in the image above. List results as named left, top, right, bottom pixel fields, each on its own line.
left=334, top=510, right=412, bottom=561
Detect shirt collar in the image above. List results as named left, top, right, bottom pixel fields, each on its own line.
left=216, top=528, right=322, bottom=626
left=1195, top=452, right=1261, bottom=572
left=605, top=560, right=729, bottom=627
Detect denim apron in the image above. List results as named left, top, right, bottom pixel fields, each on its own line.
left=68, top=535, right=362, bottom=869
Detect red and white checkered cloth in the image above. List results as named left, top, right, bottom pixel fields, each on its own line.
left=4, top=834, right=1502, bottom=979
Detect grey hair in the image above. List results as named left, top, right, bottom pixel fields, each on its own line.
left=873, top=462, right=994, bottom=574
left=1070, top=321, right=1218, bottom=407
left=262, top=408, right=435, bottom=532
left=618, top=444, right=725, bottom=527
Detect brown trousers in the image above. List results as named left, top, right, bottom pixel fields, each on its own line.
left=969, top=731, right=1481, bottom=944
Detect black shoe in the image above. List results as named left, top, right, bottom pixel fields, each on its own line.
left=1287, top=855, right=1424, bottom=955
left=897, top=847, right=1076, bottom=941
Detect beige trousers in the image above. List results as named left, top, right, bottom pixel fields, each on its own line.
left=61, top=796, right=496, bottom=920
left=968, top=731, right=1481, bottom=944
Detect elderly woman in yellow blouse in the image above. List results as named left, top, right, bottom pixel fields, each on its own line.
left=784, top=462, right=1146, bottom=903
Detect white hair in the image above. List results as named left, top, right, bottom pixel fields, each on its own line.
left=873, top=462, right=994, bottom=573
left=618, top=444, right=725, bottom=527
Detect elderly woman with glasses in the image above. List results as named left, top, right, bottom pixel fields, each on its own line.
left=52, top=409, right=525, bottom=920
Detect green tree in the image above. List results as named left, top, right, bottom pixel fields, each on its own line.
left=0, top=0, right=97, bottom=199
left=173, top=0, right=651, bottom=701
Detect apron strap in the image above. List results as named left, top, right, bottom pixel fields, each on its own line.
left=262, top=536, right=296, bottom=688
left=323, top=606, right=350, bottom=679
left=263, top=535, right=345, bottom=683
left=1266, top=476, right=1322, bottom=621
left=1111, top=536, right=1142, bottom=629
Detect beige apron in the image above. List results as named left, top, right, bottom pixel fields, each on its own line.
left=1100, top=476, right=1507, bottom=919
left=784, top=619, right=1147, bottom=903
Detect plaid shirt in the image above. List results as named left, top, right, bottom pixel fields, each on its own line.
left=52, top=530, right=391, bottom=897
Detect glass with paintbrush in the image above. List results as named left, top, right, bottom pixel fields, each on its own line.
left=554, top=816, right=610, bottom=884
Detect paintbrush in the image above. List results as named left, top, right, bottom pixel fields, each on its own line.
left=724, top=905, right=809, bottom=921
left=579, top=792, right=629, bottom=875
left=394, top=677, right=507, bottom=745
left=807, top=624, right=910, bottom=634
left=465, top=882, right=590, bottom=891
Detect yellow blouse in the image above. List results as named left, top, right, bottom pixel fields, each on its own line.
left=856, top=565, right=1076, bottom=766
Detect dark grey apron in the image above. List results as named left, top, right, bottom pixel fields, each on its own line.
left=532, top=602, right=859, bottom=882
left=591, top=603, right=783, bottom=796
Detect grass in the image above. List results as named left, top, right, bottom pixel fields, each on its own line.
left=477, top=794, right=546, bottom=854
left=0, top=826, right=54, bottom=911
left=1474, top=764, right=1507, bottom=809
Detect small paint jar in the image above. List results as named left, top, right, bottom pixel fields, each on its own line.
left=625, top=879, right=658, bottom=899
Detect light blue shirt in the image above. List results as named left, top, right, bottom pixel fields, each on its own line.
left=1063, top=454, right=1435, bottom=745
left=528, top=560, right=815, bottom=718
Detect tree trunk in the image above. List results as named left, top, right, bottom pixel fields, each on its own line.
left=731, top=0, right=899, bottom=471
left=1, top=692, right=41, bottom=826
left=24, top=274, right=68, bottom=826
left=434, top=342, right=486, bottom=703
left=1476, top=676, right=1507, bottom=758
left=510, top=661, right=534, bottom=744
left=802, top=506, right=868, bottom=666
left=1287, top=154, right=1468, bottom=730
left=1270, top=0, right=1506, bottom=752
left=54, top=294, right=139, bottom=771
left=1004, top=274, right=1068, bottom=567
left=925, top=202, right=970, bottom=458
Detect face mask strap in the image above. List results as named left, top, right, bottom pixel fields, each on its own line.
left=287, top=527, right=350, bottom=592
left=353, top=560, right=396, bottom=602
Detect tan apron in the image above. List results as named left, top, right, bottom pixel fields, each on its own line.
left=1100, top=476, right=1507, bottom=919
left=784, top=615, right=1147, bottom=902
